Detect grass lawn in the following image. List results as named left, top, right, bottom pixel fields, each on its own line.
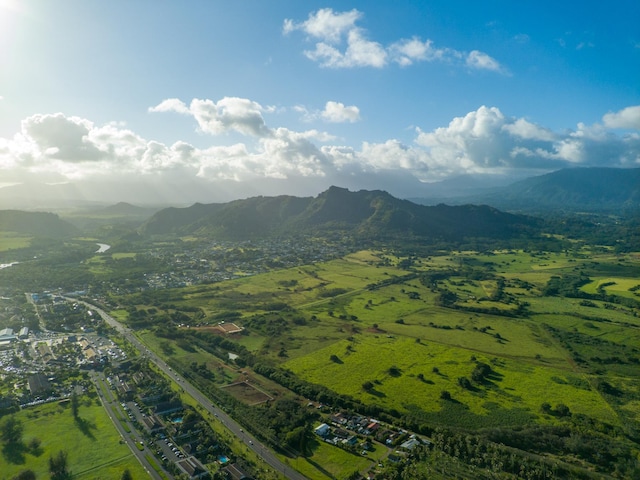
left=0, top=232, right=32, bottom=252
left=283, top=438, right=372, bottom=480
left=0, top=398, right=147, bottom=480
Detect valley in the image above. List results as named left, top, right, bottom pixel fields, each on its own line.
left=0, top=183, right=639, bottom=479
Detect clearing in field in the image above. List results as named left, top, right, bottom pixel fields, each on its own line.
left=221, top=380, right=273, bottom=405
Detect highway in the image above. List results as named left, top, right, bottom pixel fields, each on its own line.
left=73, top=298, right=308, bottom=480
left=89, top=370, right=171, bottom=480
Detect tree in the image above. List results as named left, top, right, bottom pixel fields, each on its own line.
left=11, top=470, right=36, bottom=480
left=70, top=391, right=79, bottom=419
left=440, top=390, right=452, bottom=401
left=554, top=403, right=571, bottom=417
left=49, top=450, right=71, bottom=480
left=28, top=437, right=41, bottom=453
left=0, top=416, right=23, bottom=444
left=362, top=381, right=374, bottom=392
left=388, top=365, right=401, bottom=377
left=121, top=469, right=133, bottom=480
left=285, top=425, right=310, bottom=456
left=458, top=376, right=472, bottom=390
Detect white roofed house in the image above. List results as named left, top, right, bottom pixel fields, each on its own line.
left=0, top=328, right=16, bottom=346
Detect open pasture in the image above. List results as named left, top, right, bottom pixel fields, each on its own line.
left=0, top=232, right=32, bottom=252
left=0, top=398, right=146, bottom=479
left=581, top=277, right=640, bottom=299
left=283, top=334, right=617, bottom=428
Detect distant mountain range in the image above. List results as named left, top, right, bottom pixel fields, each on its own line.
left=411, top=167, right=640, bottom=213
left=140, top=186, right=539, bottom=241
left=1, top=167, right=637, bottom=215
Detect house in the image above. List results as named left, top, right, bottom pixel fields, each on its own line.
left=314, top=423, right=330, bottom=436
left=333, top=428, right=350, bottom=439
left=28, top=374, right=52, bottom=395
left=342, top=435, right=358, bottom=446
left=155, top=401, right=183, bottom=415
left=18, top=327, right=29, bottom=339
left=141, top=414, right=164, bottom=433
left=223, top=462, right=253, bottom=480
left=0, top=328, right=16, bottom=344
left=400, top=437, right=421, bottom=450
left=176, top=456, right=208, bottom=479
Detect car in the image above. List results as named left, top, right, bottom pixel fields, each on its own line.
left=249, top=440, right=253, bottom=445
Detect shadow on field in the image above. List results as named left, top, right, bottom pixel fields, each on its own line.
left=366, top=388, right=386, bottom=398
left=2, top=441, right=27, bottom=464
left=305, top=457, right=335, bottom=479
left=75, top=416, right=97, bottom=440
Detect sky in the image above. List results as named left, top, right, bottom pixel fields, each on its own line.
left=0, top=0, right=639, bottom=204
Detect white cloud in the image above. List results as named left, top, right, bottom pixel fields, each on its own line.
left=148, top=98, right=190, bottom=114
left=304, top=29, right=387, bottom=68
left=603, top=105, right=640, bottom=130
left=285, top=8, right=506, bottom=73
left=502, top=118, right=556, bottom=141
left=1, top=100, right=639, bottom=198
left=21, top=113, right=105, bottom=162
left=389, top=37, right=446, bottom=66
left=283, top=8, right=361, bottom=44
left=321, top=101, right=361, bottom=123
left=466, top=50, right=505, bottom=73
left=151, top=97, right=270, bottom=137
left=416, top=105, right=640, bottom=174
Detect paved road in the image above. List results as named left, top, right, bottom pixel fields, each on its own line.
left=73, top=298, right=308, bottom=480
left=89, top=369, right=171, bottom=479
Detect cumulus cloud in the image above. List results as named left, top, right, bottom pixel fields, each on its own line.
left=22, top=113, right=105, bottom=162
left=389, top=37, right=447, bottom=66
left=321, top=101, right=361, bottom=123
left=416, top=106, right=640, bottom=174
left=603, top=105, right=640, bottom=130
left=466, top=50, right=505, bottom=73
left=1, top=99, right=639, bottom=197
left=151, top=97, right=271, bottom=137
left=284, top=8, right=505, bottom=73
left=283, top=8, right=361, bottom=43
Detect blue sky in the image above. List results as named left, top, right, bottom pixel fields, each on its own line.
left=1, top=0, right=639, bottom=202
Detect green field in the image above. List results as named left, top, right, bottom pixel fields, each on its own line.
left=0, top=232, right=32, bottom=252
left=0, top=398, right=147, bottom=480
left=114, top=246, right=640, bottom=477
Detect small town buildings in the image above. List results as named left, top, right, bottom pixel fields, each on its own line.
left=314, top=423, right=330, bottom=436
left=27, top=373, right=52, bottom=395
left=176, top=456, right=208, bottom=479
left=0, top=328, right=16, bottom=345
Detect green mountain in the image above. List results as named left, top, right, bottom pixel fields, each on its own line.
left=140, top=186, right=539, bottom=241
left=412, top=167, right=640, bottom=214
left=0, top=210, right=80, bottom=238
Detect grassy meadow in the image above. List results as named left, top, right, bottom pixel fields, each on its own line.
left=116, top=246, right=640, bottom=475
left=0, top=232, right=32, bottom=252
left=0, top=397, right=147, bottom=480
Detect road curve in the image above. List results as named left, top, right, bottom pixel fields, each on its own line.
left=71, top=298, right=308, bottom=480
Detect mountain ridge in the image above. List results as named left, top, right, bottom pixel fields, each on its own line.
left=139, top=186, right=539, bottom=241
left=411, top=167, right=640, bottom=213
left=0, top=210, right=79, bottom=238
